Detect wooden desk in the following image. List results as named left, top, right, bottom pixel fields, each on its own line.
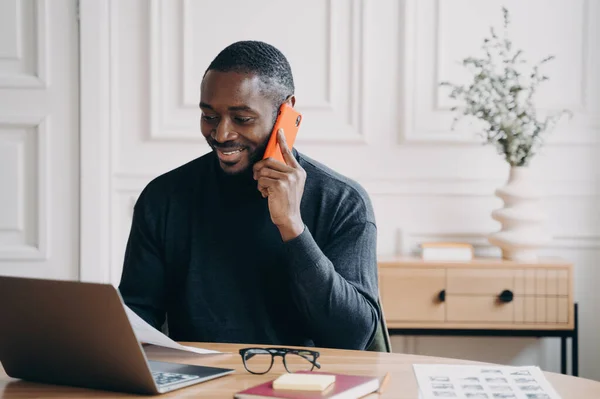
left=1, top=343, right=599, bottom=398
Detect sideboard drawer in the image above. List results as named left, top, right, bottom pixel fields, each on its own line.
left=446, top=296, right=513, bottom=323
left=380, top=268, right=445, bottom=322
left=447, top=269, right=514, bottom=295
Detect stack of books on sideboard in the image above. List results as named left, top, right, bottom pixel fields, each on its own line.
left=419, top=242, right=474, bottom=261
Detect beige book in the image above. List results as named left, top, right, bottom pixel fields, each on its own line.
left=272, top=373, right=336, bottom=391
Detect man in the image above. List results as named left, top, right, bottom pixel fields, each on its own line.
left=119, top=40, right=380, bottom=350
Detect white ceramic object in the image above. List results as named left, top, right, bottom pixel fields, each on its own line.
left=488, top=166, right=551, bottom=262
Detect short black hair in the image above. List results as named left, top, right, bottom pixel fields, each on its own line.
left=204, top=40, right=295, bottom=109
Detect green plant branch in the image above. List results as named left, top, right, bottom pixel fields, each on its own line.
left=439, top=7, right=572, bottom=167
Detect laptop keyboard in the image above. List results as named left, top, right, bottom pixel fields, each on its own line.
left=152, top=371, right=199, bottom=387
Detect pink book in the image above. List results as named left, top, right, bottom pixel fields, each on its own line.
left=234, top=371, right=380, bottom=399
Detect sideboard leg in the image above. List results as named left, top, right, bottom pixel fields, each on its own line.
left=560, top=336, right=567, bottom=375
left=573, top=303, right=579, bottom=377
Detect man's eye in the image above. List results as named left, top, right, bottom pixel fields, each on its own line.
left=234, top=116, right=253, bottom=124
left=202, top=115, right=218, bottom=122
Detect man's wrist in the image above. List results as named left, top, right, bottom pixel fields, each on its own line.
left=277, top=218, right=305, bottom=242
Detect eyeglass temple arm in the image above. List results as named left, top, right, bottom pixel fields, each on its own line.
left=295, top=353, right=321, bottom=369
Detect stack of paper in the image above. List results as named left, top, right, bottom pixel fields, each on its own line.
left=124, top=306, right=220, bottom=355
left=413, top=364, right=562, bottom=399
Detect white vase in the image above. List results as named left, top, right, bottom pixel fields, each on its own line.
left=488, top=166, right=551, bottom=262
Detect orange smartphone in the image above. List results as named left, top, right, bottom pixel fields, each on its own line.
left=262, top=103, right=302, bottom=164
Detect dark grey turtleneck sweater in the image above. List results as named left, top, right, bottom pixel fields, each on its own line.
left=118, top=149, right=380, bottom=350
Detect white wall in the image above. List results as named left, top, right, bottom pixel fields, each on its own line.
left=80, top=0, right=599, bottom=379
left=0, top=0, right=79, bottom=280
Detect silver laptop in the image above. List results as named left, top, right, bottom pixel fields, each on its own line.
left=0, top=276, right=235, bottom=395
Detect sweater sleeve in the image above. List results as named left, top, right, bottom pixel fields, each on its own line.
left=118, top=188, right=167, bottom=331
left=282, top=218, right=380, bottom=350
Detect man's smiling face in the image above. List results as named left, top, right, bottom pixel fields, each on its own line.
left=200, top=70, right=278, bottom=175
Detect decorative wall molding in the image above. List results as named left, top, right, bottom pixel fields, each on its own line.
left=148, top=0, right=166, bottom=141
left=148, top=0, right=368, bottom=144
left=0, top=0, right=22, bottom=60
left=180, top=0, right=336, bottom=110
left=587, top=0, right=600, bottom=129
left=356, top=178, right=599, bottom=198
left=400, top=0, right=599, bottom=145
left=79, top=0, right=112, bottom=283
left=111, top=180, right=600, bottom=255
left=114, top=174, right=600, bottom=198
left=0, top=115, right=48, bottom=260
left=397, top=229, right=600, bottom=256
left=0, top=0, right=48, bottom=89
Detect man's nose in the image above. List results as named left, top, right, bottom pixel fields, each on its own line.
left=213, top=119, right=237, bottom=143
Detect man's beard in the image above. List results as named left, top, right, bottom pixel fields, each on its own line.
left=245, top=138, right=268, bottom=171
left=206, top=136, right=270, bottom=176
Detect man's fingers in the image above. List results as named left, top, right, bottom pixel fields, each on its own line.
left=257, top=176, right=282, bottom=189
left=277, top=128, right=300, bottom=168
left=257, top=177, right=274, bottom=198
left=254, top=167, right=287, bottom=181
left=254, top=158, right=294, bottom=174
left=257, top=180, right=269, bottom=197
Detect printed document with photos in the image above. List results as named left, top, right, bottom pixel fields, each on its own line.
left=413, top=364, right=562, bottom=399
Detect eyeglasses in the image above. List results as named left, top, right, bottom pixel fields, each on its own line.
left=239, top=347, right=321, bottom=374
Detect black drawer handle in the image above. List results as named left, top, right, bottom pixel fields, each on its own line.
left=438, top=289, right=446, bottom=302
left=498, top=289, right=514, bottom=303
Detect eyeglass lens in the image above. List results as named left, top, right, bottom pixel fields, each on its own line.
left=243, top=349, right=273, bottom=374
left=283, top=351, right=317, bottom=373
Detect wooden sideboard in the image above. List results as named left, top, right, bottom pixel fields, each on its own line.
left=377, top=256, right=578, bottom=375
left=378, top=257, right=574, bottom=330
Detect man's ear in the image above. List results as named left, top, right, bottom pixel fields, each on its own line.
left=285, top=95, right=296, bottom=108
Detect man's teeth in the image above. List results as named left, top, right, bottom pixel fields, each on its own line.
left=222, top=149, right=243, bottom=155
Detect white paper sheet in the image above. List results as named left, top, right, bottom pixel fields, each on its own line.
left=125, top=305, right=220, bottom=355
left=413, top=364, right=562, bottom=399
